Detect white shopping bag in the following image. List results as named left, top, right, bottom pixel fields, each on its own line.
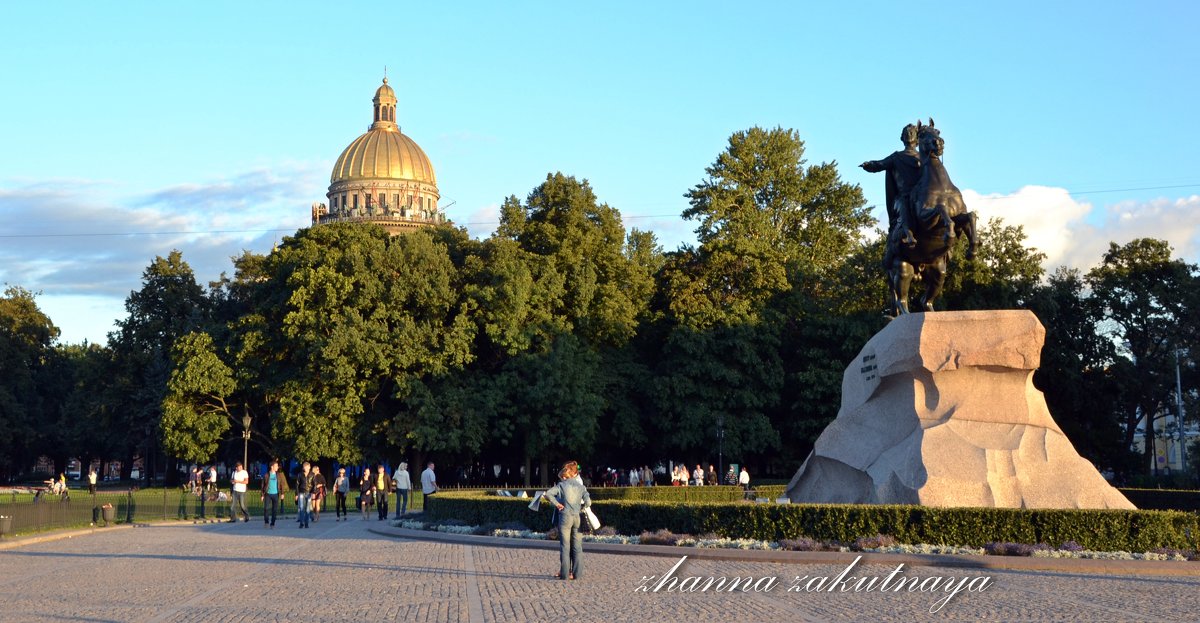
left=584, top=506, right=601, bottom=530
left=528, top=492, right=543, bottom=511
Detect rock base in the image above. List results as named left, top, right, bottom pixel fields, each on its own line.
left=786, top=310, right=1134, bottom=509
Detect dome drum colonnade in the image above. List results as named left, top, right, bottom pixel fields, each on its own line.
left=311, top=77, right=443, bottom=235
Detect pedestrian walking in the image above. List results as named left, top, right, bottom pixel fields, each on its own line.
left=229, top=462, right=250, bottom=522
left=295, top=461, right=314, bottom=529
left=374, top=465, right=392, bottom=520
left=392, top=462, right=412, bottom=517
left=260, top=460, right=288, bottom=529
left=197, top=469, right=209, bottom=519
left=310, top=466, right=326, bottom=523
left=543, top=461, right=591, bottom=581
left=87, top=468, right=97, bottom=494
left=359, top=470, right=373, bottom=520
left=333, top=468, right=350, bottom=521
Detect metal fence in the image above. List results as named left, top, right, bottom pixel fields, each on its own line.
left=0, top=486, right=434, bottom=538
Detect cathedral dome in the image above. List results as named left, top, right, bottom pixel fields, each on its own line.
left=313, top=76, right=443, bottom=235
left=374, top=76, right=396, bottom=101
left=330, top=129, right=437, bottom=186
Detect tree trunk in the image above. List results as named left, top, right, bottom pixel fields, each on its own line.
left=121, top=450, right=134, bottom=480
left=539, top=458, right=550, bottom=488
left=165, top=456, right=180, bottom=487
left=53, top=453, right=68, bottom=480
left=1143, top=400, right=1159, bottom=476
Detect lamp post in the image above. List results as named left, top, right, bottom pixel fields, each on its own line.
left=1176, top=349, right=1187, bottom=474
left=242, top=413, right=252, bottom=470
left=717, top=415, right=725, bottom=484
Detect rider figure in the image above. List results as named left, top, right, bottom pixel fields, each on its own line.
left=861, top=123, right=921, bottom=250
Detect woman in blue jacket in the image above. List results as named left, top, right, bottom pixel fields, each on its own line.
left=543, top=461, right=591, bottom=581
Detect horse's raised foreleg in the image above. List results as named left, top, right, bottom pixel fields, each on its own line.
left=954, top=211, right=977, bottom=260
left=940, top=205, right=955, bottom=243
left=919, top=256, right=948, bottom=312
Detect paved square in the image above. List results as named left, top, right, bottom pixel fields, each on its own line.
left=0, top=519, right=1197, bottom=622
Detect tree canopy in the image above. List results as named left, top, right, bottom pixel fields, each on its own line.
left=4, top=127, right=1196, bottom=486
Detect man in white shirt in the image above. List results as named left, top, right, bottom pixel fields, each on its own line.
left=738, top=466, right=750, bottom=492
left=420, top=462, right=438, bottom=498
left=230, top=462, right=250, bottom=522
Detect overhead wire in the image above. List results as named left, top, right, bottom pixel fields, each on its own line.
left=1, top=183, right=1197, bottom=239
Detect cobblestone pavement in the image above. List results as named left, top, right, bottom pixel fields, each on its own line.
left=1, top=519, right=1198, bottom=622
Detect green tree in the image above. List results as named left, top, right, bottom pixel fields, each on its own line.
left=1029, top=268, right=1133, bottom=475
left=1086, top=238, right=1200, bottom=474
left=651, top=325, right=783, bottom=463
left=500, top=334, right=605, bottom=486
left=668, top=126, right=872, bottom=328
left=0, top=287, right=58, bottom=477
left=109, top=250, right=208, bottom=482
left=52, top=342, right=122, bottom=476
left=505, top=172, right=652, bottom=346
left=457, top=174, right=653, bottom=479
left=939, top=217, right=1046, bottom=311
left=652, top=127, right=871, bottom=476
left=226, top=223, right=475, bottom=462
left=160, top=332, right=237, bottom=464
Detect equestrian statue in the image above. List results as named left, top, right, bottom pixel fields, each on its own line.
left=861, top=119, right=977, bottom=316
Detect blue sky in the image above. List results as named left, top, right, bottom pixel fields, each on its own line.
left=2, top=2, right=1198, bottom=344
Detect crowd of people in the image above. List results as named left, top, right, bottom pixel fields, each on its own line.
left=185, top=459, right=442, bottom=527
left=592, top=463, right=751, bottom=489
left=170, top=456, right=756, bottom=583
left=178, top=457, right=751, bottom=528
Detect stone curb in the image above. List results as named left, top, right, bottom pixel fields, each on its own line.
left=369, top=525, right=1200, bottom=577
left=0, top=522, right=137, bottom=551
left=0, top=515, right=280, bottom=551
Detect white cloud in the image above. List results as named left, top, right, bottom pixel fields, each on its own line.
left=623, top=214, right=695, bottom=251
left=1083, top=195, right=1200, bottom=266
left=962, top=186, right=1200, bottom=272
left=0, top=163, right=324, bottom=344
left=459, top=202, right=500, bottom=239
left=964, top=186, right=1090, bottom=268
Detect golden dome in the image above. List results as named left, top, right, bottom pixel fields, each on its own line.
left=330, top=129, right=437, bottom=186
left=375, top=77, right=396, bottom=101
left=316, top=77, right=443, bottom=236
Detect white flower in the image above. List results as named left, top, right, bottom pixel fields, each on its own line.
left=583, top=534, right=639, bottom=545
left=435, top=525, right=475, bottom=535
left=692, top=537, right=779, bottom=550
left=867, top=544, right=985, bottom=556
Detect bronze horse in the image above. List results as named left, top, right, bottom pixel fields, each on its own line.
left=884, top=119, right=977, bottom=315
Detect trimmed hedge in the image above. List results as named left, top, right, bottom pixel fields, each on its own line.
left=585, top=485, right=786, bottom=502
left=1119, top=488, right=1200, bottom=512
left=424, top=490, right=1200, bottom=552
